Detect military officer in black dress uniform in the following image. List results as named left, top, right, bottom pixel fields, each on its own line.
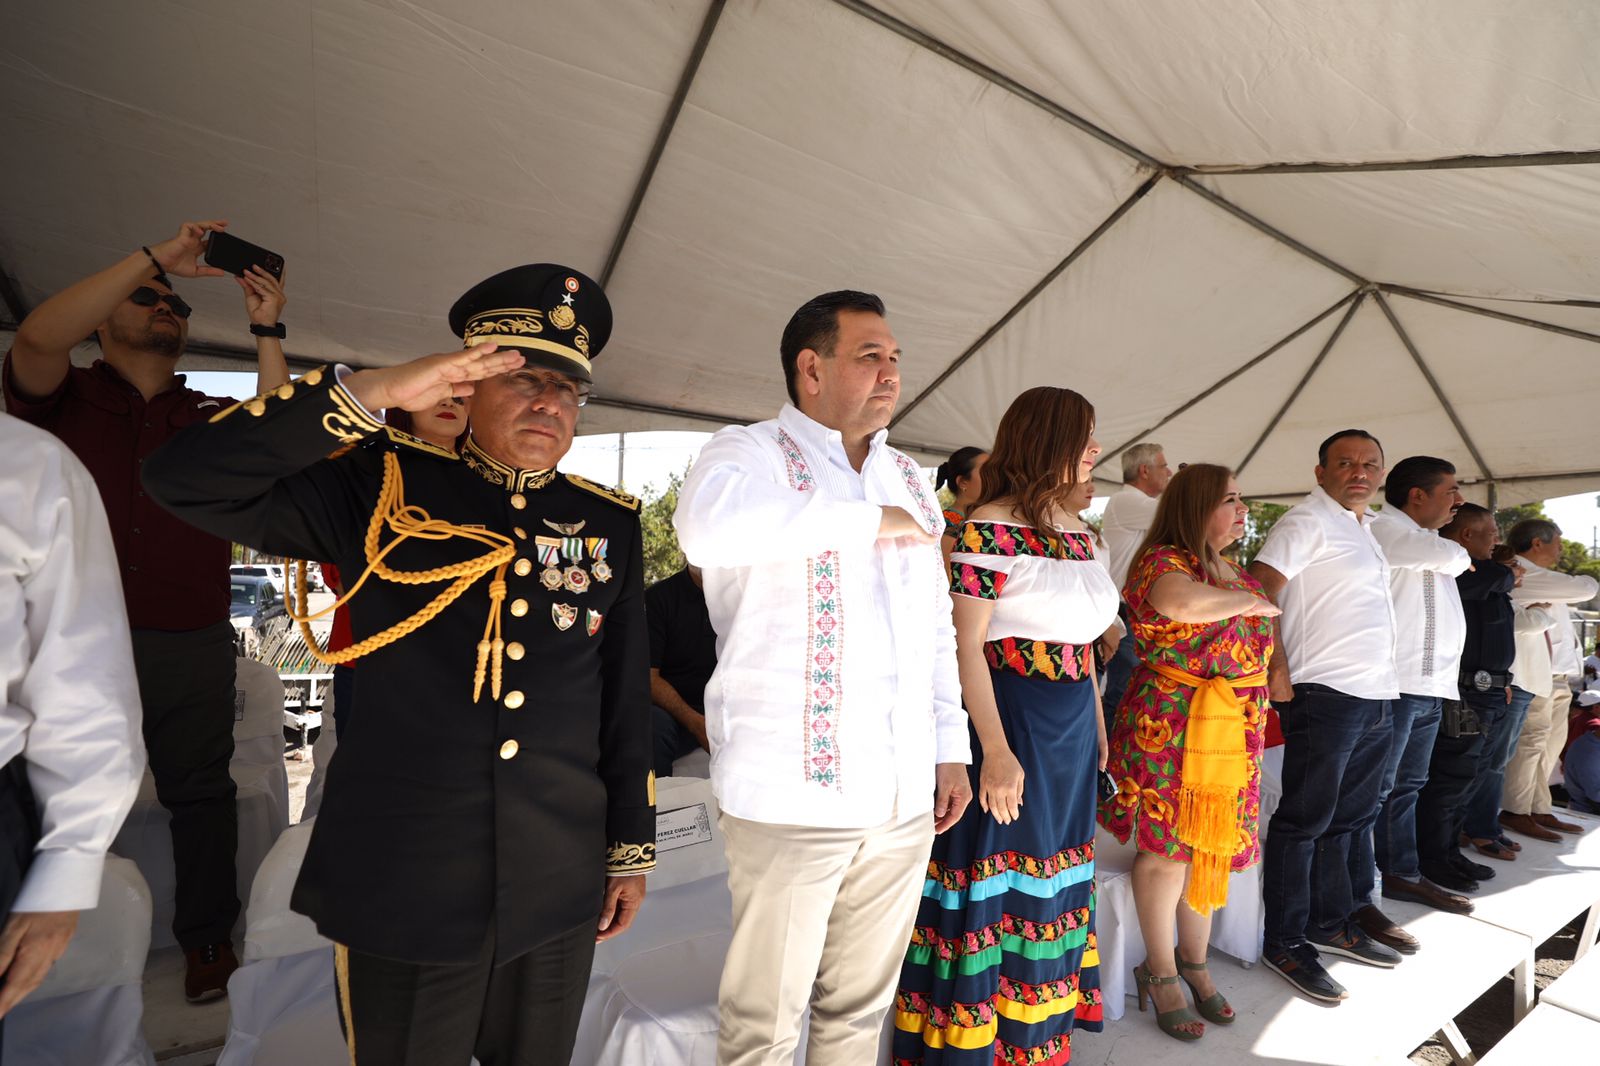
left=143, top=264, right=655, bottom=1065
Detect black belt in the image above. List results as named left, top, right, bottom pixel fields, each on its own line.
left=1459, top=669, right=1513, bottom=693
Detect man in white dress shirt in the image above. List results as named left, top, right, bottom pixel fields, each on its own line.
left=1362, top=457, right=1474, bottom=937
left=1098, top=443, right=1171, bottom=720
left=0, top=413, right=144, bottom=1052
left=675, top=291, right=972, bottom=1066
left=1249, top=429, right=1403, bottom=1003
left=1499, top=518, right=1598, bottom=840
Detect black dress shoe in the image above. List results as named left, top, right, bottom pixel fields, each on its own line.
left=1450, top=853, right=1494, bottom=882
left=1419, top=860, right=1478, bottom=893
left=1263, top=942, right=1348, bottom=1003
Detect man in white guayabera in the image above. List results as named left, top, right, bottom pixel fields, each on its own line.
left=675, top=290, right=972, bottom=1066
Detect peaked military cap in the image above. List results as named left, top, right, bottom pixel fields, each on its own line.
left=448, top=264, right=612, bottom=384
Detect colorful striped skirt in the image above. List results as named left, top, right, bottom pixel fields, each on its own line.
left=892, top=668, right=1103, bottom=1065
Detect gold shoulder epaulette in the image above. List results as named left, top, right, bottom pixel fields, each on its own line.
left=383, top=426, right=460, bottom=459
left=565, top=472, right=640, bottom=511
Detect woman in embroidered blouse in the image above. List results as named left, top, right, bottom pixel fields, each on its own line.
left=1098, top=464, right=1279, bottom=1041
left=936, top=445, right=988, bottom=575
left=891, top=387, right=1118, bottom=1066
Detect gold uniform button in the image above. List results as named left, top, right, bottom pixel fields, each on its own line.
left=506, top=642, right=525, bottom=661
left=514, top=558, right=533, bottom=577
left=510, top=493, right=527, bottom=510
left=504, top=690, right=525, bottom=709
left=514, top=527, right=528, bottom=540
left=510, top=598, right=529, bottom=618
left=499, top=739, right=519, bottom=760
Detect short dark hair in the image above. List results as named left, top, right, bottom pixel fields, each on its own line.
left=779, top=290, right=886, bottom=405
left=935, top=446, right=986, bottom=493
left=1383, top=455, right=1455, bottom=508
left=1507, top=517, right=1561, bottom=553
left=1317, top=428, right=1383, bottom=468
left=1440, top=501, right=1492, bottom=539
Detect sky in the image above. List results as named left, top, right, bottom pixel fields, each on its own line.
left=187, top=371, right=1600, bottom=545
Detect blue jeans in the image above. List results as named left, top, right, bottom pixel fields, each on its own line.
left=1567, top=732, right=1600, bottom=814
left=652, top=705, right=704, bottom=779
left=1462, top=686, right=1533, bottom=840
left=1263, top=684, right=1391, bottom=949
left=1351, top=694, right=1442, bottom=897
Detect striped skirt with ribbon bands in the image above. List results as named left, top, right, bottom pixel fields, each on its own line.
left=892, top=666, right=1103, bottom=1065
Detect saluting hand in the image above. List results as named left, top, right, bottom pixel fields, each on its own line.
left=344, top=343, right=525, bottom=413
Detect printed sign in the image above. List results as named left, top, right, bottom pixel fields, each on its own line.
left=656, top=802, right=714, bottom=853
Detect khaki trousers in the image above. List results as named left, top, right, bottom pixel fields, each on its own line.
left=716, top=810, right=934, bottom=1066
left=1503, top=681, right=1574, bottom=816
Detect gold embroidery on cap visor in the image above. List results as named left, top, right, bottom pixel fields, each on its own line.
left=462, top=308, right=592, bottom=371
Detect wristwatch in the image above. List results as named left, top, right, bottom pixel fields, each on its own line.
left=250, top=322, right=287, bottom=339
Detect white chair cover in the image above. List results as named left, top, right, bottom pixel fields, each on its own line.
left=1, top=857, right=156, bottom=1066
left=235, top=658, right=290, bottom=827
left=114, top=660, right=292, bottom=949
left=243, top=819, right=326, bottom=963
left=302, top=699, right=339, bottom=822
left=670, top=748, right=711, bottom=779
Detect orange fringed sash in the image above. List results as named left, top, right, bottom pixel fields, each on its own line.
left=1145, top=661, right=1267, bottom=915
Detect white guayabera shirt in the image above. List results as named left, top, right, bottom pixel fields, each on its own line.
left=674, top=404, right=970, bottom=829
left=1370, top=506, right=1472, bottom=700
left=0, top=413, right=144, bottom=911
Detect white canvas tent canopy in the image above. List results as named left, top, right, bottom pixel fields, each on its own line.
left=5, top=0, right=1600, bottom=504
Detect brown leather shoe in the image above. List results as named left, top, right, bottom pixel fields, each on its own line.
left=184, top=942, right=238, bottom=1003
left=1532, top=812, right=1583, bottom=834
left=1353, top=904, right=1420, bottom=954
left=1499, top=811, right=1561, bottom=842
left=1382, top=876, right=1474, bottom=915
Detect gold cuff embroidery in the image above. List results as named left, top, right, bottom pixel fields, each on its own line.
left=323, top=381, right=384, bottom=444
left=606, top=841, right=656, bottom=874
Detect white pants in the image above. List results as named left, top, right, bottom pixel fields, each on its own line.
left=716, top=810, right=934, bottom=1066
left=1503, top=681, right=1573, bottom=816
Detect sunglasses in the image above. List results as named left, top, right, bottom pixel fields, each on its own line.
left=129, top=286, right=192, bottom=319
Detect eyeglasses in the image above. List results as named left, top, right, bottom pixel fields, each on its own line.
left=506, top=370, right=591, bottom=408
left=129, top=286, right=192, bottom=319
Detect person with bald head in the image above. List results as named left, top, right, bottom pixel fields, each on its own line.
left=3, top=220, right=288, bottom=1002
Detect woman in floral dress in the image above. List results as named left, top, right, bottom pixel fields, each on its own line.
left=892, top=387, right=1119, bottom=1065
left=936, top=445, right=988, bottom=575
left=1099, top=464, right=1279, bottom=1041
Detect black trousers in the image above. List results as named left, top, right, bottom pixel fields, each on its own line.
left=0, top=755, right=43, bottom=1065
left=333, top=922, right=596, bottom=1066
left=1415, top=688, right=1499, bottom=870
left=131, top=622, right=240, bottom=950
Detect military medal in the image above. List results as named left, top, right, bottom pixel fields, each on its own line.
left=563, top=566, right=591, bottom=594
left=586, top=609, right=603, bottom=636
left=587, top=537, right=612, bottom=583
left=535, top=537, right=564, bottom=589
left=544, top=519, right=586, bottom=536
left=552, top=603, right=577, bottom=631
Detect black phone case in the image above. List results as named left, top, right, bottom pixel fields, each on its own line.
left=204, top=231, right=284, bottom=279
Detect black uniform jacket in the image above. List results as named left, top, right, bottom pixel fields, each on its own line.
left=143, top=367, right=655, bottom=964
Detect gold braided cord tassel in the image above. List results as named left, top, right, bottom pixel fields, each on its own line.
left=286, top=452, right=515, bottom=686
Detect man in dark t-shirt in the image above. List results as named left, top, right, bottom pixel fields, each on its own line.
left=2, top=219, right=289, bottom=1003
left=646, top=565, right=718, bottom=777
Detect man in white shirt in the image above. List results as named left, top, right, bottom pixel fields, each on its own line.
left=1362, top=458, right=1474, bottom=935
left=1099, top=443, right=1171, bottom=720
left=675, top=291, right=972, bottom=1066
left=0, top=413, right=144, bottom=1048
left=1498, top=518, right=1598, bottom=840
left=1249, top=429, right=1403, bottom=1003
